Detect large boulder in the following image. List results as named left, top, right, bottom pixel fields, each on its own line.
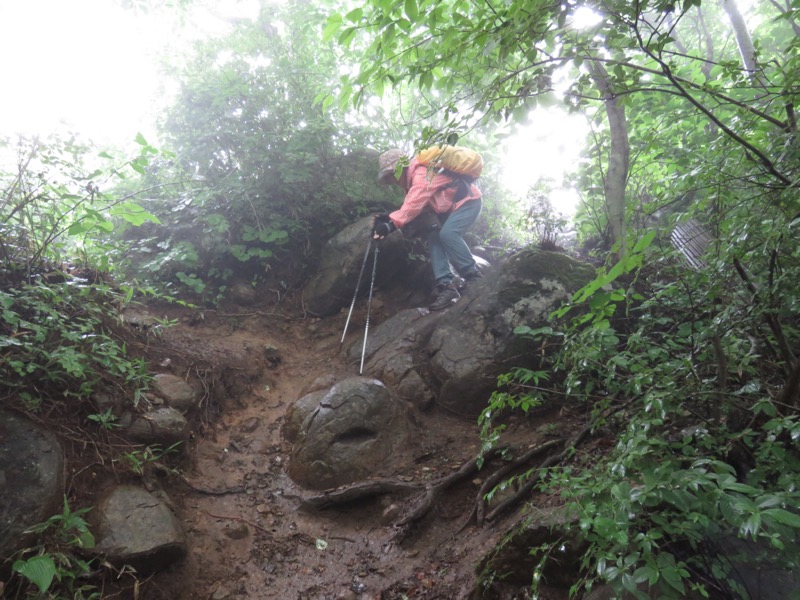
left=286, top=377, right=414, bottom=490
left=351, top=247, right=594, bottom=415
left=91, top=485, right=186, bottom=573
left=303, top=216, right=423, bottom=317
left=0, top=410, right=64, bottom=560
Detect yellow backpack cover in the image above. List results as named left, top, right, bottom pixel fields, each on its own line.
left=417, top=145, right=483, bottom=179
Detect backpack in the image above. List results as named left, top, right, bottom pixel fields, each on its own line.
left=417, top=145, right=483, bottom=202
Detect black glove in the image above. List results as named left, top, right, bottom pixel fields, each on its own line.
left=373, top=220, right=396, bottom=238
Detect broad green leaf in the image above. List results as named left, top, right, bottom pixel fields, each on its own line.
left=404, top=0, right=418, bottom=21
left=763, top=508, right=800, bottom=528
left=0, top=336, right=22, bottom=348
left=322, top=14, right=343, bottom=41
left=13, top=555, right=56, bottom=593
left=345, top=8, right=362, bottom=23
left=741, top=512, right=762, bottom=538
left=110, top=203, right=161, bottom=226
left=338, top=27, right=357, bottom=47
left=631, top=231, right=656, bottom=254
left=68, top=221, right=91, bottom=235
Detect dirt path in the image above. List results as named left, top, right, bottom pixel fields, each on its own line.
left=137, top=300, right=566, bottom=600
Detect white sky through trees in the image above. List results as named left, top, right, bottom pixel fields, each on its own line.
left=0, top=0, right=586, bottom=213
left=1, top=0, right=762, bottom=215
left=1, top=1, right=169, bottom=144
left=0, top=0, right=260, bottom=144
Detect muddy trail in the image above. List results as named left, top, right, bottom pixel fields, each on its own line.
left=129, top=294, right=573, bottom=600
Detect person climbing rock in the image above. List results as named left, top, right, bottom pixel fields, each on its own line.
left=373, top=148, right=483, bottom=311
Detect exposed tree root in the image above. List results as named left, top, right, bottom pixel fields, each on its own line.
left=483, top=426, right=592, bottom=523
left=394, top=446, right=505, bottom=527
left=300, top=479, right=420, bottom=510
left=469, top=439, right=564, bottom=529
left=298, top=422, right=599, bottom=544
left=300, top=448, right=507, bottom=522
left=300, top=439, right=579, bottom=540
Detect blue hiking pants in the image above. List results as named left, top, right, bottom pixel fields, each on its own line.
left=428, top=198, right=482, bottom=285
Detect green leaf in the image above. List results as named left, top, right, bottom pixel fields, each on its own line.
left=0, top=335, right=22, bottom=348
left=741, top=512, right=762, bottom=538
left=322, top=14, right=343, bottom=41
left=68, top=221, right=91, bottom=235
left=338, top=26, right=357, bottom=47
left=631, top=231, right=656, bottom=254
left=13, top=555, right=56, bottom=593
left=110, top=202, right=161, bottom=226
left=404, top=0, right=418, bottom=21
left=134, top=132, right=149, bottom=146
left=660, top=564, right=685, bottom=593
left=763, top=508, right=800, bottom=528
left=129, top=158, right=147, bottom=174
left=345, top=8, right=362, bottom=23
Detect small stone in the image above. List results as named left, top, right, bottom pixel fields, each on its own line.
left=229, top=282, right=257, bottom=306
left=382, top=504, right=401, bottom=522
left=263, top=345, right=282, bottom=365
left=350, top=580, right=367, bottom=594
left=92, top=485, right=186, bottom=573
left=211, top=584, right=232, bottom=600
left=126, top=407, right=188, bottom=445
left=224, top=523, right=249, bottom=540
left=240, top=417, right=260, bottom=433
left=151, top=373, right=197, bottom=412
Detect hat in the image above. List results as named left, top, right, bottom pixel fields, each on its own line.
left=377, top=148, right=407, bottom=184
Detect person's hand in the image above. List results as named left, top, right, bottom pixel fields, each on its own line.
left=373, top=220, right=396, bottom=239
left=372, top=214, right=396, bottom=239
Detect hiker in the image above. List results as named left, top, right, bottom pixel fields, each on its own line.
left=373, top=148, right=482, bottom=311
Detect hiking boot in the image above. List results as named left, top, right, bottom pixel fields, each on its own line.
left=456, top=268, right=482, bottom=292
left=429, top=282, right=460, bottom=311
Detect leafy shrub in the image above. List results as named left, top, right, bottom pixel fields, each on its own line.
left=9, top=497, right=99, bottom=599
left=0, top=279, right=150, bottom=412
left=483, top=230, right=800, bottom=598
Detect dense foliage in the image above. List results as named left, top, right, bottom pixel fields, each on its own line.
left=322, top=0, right=800, bottom=596
left=0, top=135, right=162, bottom=412
left=117, top=0, right=409, bottom=299
left=0, top=133, right=170, bottom=598
left=2, top=0, right=799, bottom=597
left=326, top=0, right=798, bottom=249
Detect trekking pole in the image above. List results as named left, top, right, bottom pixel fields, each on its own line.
left=340, top=238, right=373, bottom=347
left=360, top=241, right=379, bottom=375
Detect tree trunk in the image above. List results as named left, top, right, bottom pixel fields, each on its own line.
left=589, top=60, right=629, bottom=255
left=720, top=0, right=765, bottom=85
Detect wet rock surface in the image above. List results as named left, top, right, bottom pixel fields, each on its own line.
left=286, top=377, right=414, bottom=489
left=303, top=216, right=422, bottom=317
left=151, top=373, right=198, bottom=412
left=349, top=247, right=594, bottom=415
left=91, top=484, right=187, bottom=573
left=126, top=406, right=189, bottom=445
left=0, top=410, right=64, bottom=560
